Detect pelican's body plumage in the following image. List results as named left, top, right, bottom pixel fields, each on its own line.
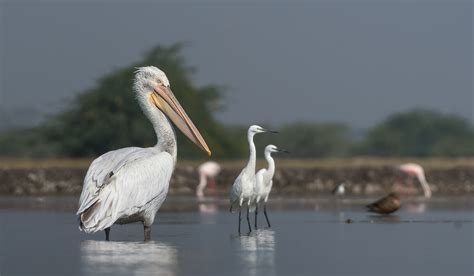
left=77, top=147, right=173, bottom=232
left=77, top=66, right=211, bottom=241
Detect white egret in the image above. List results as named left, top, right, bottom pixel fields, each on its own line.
left=229, top=125, right=275, bottom=233
left=396, top=163, right=432, bottom=198
left=253, top=145, right=286, bottom=229
left=76, top=66, right=211, bottom=241
left=196, top=161, right=221, bottom=199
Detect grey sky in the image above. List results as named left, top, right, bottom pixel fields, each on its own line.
left=0, top=0, right=472, bottom=129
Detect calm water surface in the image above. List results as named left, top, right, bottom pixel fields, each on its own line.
left=0, top=196, right=472, bottom=275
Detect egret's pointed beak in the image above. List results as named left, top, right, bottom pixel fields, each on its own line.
left=150, top=84, right=211, bottom=156
left=261, top=128, right=279, bottom=134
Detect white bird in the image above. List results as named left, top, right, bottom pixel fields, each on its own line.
left=253, top=145, right=285, bottom=229
left=397, top=163, right=432, bottom=198
left=76, top=66, right=211, bottom=241
left=196, top=161, right=221, bottom=199
left=229, top=125, right=275, bottom=233
left=332, top=183, right=346, bottom=196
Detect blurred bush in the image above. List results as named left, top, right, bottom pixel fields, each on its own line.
left=355, top=109, right=474, bottom=157
left=0, top=44, right=473, bottom=159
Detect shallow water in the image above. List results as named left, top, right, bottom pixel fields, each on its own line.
left=0, top=196, right=473, bottom=275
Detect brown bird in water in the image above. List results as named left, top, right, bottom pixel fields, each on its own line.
left=366, top=193, right=401, bottom=214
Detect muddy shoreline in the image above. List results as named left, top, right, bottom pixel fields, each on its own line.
left=0, top=163, right=473, bottom=196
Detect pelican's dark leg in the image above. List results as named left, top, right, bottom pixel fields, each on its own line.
left=105, top=227, right=111, bottom=241
left=238, top=205, right=242, bottom=234
left=246, top=205, right=252, bottom=233
left=144, top=225, right=151, bottom=241
left=255, top=204, right=258, bottom=229
left=264, top=204, right=271, bottom=228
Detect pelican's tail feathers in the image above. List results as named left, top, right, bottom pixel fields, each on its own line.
left=78, top=187, right=117, bottom=233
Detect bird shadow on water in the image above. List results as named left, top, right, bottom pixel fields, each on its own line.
left=80, top=240, right=177, bottom=275
left=230, top=229, right=276, bottom=276
left=367, top=214, right=401, bottom=223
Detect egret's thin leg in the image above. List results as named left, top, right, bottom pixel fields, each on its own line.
left=105, top=227, right=111, bottom=241
left=246, top=206, right=252, bottom=233
left=264, top=204, right=271, bottom=228
left=144, top=225, right=151, bottom=241
left=255, top=204, right=258, bottom=229
left=238, top=205, right=242, bottom=234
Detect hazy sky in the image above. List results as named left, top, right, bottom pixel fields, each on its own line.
left=0, top=0, right=472, bottom=128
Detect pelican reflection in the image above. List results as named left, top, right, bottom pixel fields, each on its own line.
left=81, top=240, right=177, bottom=276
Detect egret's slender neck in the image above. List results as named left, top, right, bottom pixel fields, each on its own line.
left=139, top=96, right=177, bottom=163
left=245, top=132, right=257, bottom=173
left=264, top=151, right=275, bottom=180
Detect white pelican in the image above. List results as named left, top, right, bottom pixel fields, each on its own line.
left=196, top=161, right=221, bottom=199
left=229, top=125, right=275, bottom=233
left=396, top=163, right=432, bottom=198
left=76, top=66, right=211, bottom=241
left=253, top=145, right=286, bottom=229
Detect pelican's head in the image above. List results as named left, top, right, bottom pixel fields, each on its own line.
left=248, top=125, right=278, bottom=136
left=134, top=66, right=211, bottom=156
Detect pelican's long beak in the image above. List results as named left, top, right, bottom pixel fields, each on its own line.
left=150, top=84, right=211, bottom=156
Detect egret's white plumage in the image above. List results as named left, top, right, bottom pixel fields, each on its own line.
left=398, top=163, right=432, bottom=198
left=77, top=66, right=211, bottom=240
left=253, top=145, right=281, bottom=228
left=229, top=125, right=269, bottom=233
left=254, top=145, right=279, bottom=205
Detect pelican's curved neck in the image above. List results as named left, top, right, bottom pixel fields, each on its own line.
left=264, top=151, right=275, bottom=179
left=245, top=132, right=257, bottom=173
left=139, top=96, right=177, bottom=163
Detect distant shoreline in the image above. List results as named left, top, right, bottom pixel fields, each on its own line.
left=0, top=158, right=472, bottom=196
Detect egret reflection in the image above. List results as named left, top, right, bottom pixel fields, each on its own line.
left=237, top=229, right=276, bottom=276
left=81, top=240, right=177, bottom=275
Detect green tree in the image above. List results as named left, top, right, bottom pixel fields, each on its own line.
left=357, top=109, right=474, bottom=157
left=255, top=122, right=351, bottom=158
left=0, top=44, right=241, bottom=159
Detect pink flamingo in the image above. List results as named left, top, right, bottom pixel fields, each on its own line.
left=395, top=163, right=432, bottom=198
left=196, top=161, right=221, bottom=199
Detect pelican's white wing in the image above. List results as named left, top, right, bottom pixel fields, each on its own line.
left=77, top=147, right=142, bottom=215
left=77, top=147, right=174, bottom=232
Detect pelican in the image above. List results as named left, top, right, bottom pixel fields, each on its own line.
left=76, top=66, right=211, bottom=241
left=396, top=163, right=432, bottom=198
left=196, top=161, right=221, bottom=199
left=366, top=193, right=401, bottom=214
left=229, top=125, right=275, bottom=234
left=253, top=145, right=286, bottom=229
